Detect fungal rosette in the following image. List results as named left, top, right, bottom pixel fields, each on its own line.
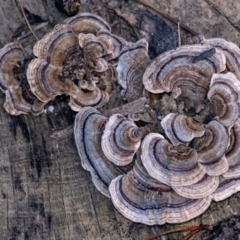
left=28, top=12, right=151, bottom=112
left=27, top=13, right=118, bottom=112
left=72, top=39, right=240, bottom=226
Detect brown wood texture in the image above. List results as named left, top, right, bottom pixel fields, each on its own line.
left=1, top=1, right=240, bottom=240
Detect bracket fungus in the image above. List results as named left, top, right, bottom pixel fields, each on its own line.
left=74, top=107, right=125, bottom=197
left=27, top=18, right=115, bottom=112
left=109, top=155, right=212, bottom=225
left=72, top=38, right=240, bottom=226
left=101, top=114, right=141, bottom=166
left=161, top=113, right=205, bottom=146
left=3, top=11, right=240, bottom=227
left=208, top=72, right=240, bottom=128
left=0, top=42, right=42, bottom=115
left=189, top=35, right=240, bottom=80
left=70, top=35, right=240, bottom=226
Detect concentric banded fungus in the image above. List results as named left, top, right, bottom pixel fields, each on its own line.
left=33, top=24, right=78, bottom=68
left=4, top=11, right=240, bottom=227
left=0, top=42, right=23, bottom=92
left=211, top=176, right=240, bottom=202
left=27, top=59, right=64, bottom=103
left=189, top=35, right=240, bottom=80
left=64, top=12, right=111, bottom=34
left=27, top=13, right=134, bottom=112
left=68, top=83, right=110, bottom=111
left=109, top=156, right=211, bottom=225
left=172, top=174, right=219, bottom=199
left=74, top=107, right=129, bottom=197
left=161, top=113, right=205, bottom=146
left=28, top=56, right=110, bottom=113
left=78, top=33, right=114, bottom=60
left=223, top=119, right=240, bottom=179
left=0, top=42, right=42, bottom=115
left=101, top=114, right=141, bottom=166
left=141, top=133, right=205, bottom=187
left=208, top=72, right=240, bottom=128
left=193, top=120, right=229, bottom=176
left=4, top=87, right=32, bottom=115
left=117, top=39, right=150, bottom=100
left=143, top=45, right=226, bottom=94
left=97, top=30, right=134, bottom=61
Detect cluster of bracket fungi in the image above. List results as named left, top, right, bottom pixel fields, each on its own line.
left=2, top=13, right=240, bottom=226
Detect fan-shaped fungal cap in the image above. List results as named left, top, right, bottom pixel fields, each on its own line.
left=78, top=33, right=114, bottom=59
left=97, top=30, right=134, bottom=60
left=223, top=119, right=240, bottom=179
left=172, top=174, right=219, bottom=199
left=208, top=72, right=240, bottom=128
left=68, top=81, right=110, bottom=111
left=141, top=133, right=206, bottom=187
left=64, top=12, right=111, bottom=35
left=4, top=87, right=32, bottom=115
left=189, top=35, right=240, bottom=80
left=161, top=113, right=205, bottom=146
left=27, top=59, right=64, bottom=103
left=33, top=24, right=78, bottom=68
left=193, top=120, right=229, bottom=176
left=74, top=107, right=128, bottom=197
left=101, top=114, right=141, bottom=166
left=0, top=42, right=23, bottom=92
left=109, top=157, right=212, bottom=225
left=211, top=176, right=240, bottom=202
left=143, top=44, right=226, bottom=94
left=117, top=39, right=149, bottom=100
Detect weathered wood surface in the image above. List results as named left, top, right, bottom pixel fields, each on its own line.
left=1, top=1, right=240, bottom=240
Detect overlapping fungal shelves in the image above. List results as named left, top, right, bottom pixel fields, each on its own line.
left=2, top=12, right=240, bottom=226
left=0, top=13, right=148, bottom=115
left=75, top=38, right=240, bottom=225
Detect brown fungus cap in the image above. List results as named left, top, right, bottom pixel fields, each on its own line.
left=78, top=33, right=114, bottom=60
left=109, top=156, right=211, bottom=225
left=74, top=107, right=131, bottom=197
left=101, top=114, right=141, bottom=166
left=208, top=72, right=240, bottom=128
left=68, top=82, right=109, bottom=111
left=97, top=30, right=134, bottom=61
left=161, top=113, right=205, bottom=146
left=0, top=42, right=23, bottom=92
left=142, top=44, right=226, bottom=94
left=189, top=35, right=240, bottom=80
left=141, top=133, right=206, bottom=187
left=4, top=87, right=32, bottom=115
left=64, top=12, right=111, bottom=35
left=117, top=39, right=149, bottom=101
left=0, top=42, right=43, bottom=115
left=193, top=120, right=229, bottom=176
left=27, top=59, right=64, bottom=103
left=223, top=119, right=240, bottom=179
left=33, top=24, right=78, bottom=68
